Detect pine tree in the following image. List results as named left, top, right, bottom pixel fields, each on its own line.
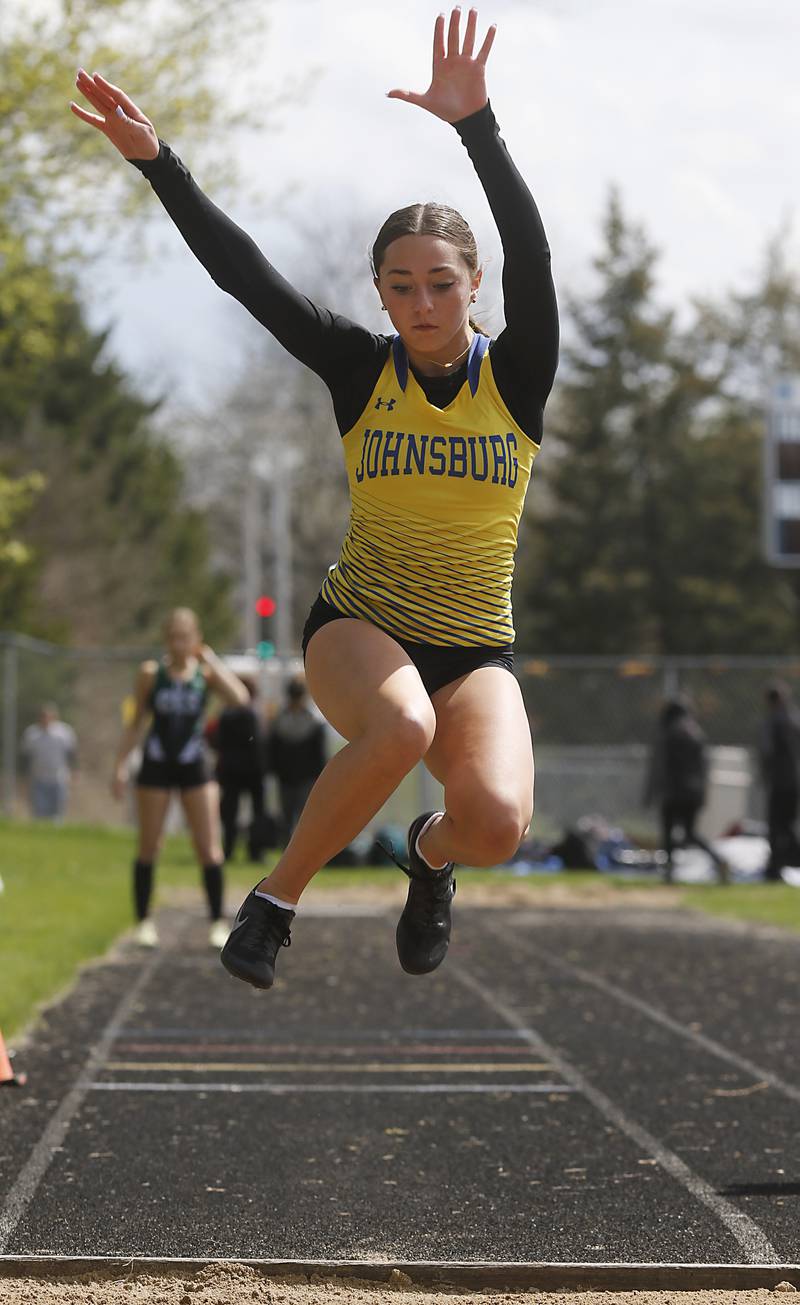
left=515, top=193, right=797, bottom=654
left=0, top=259, right=234, bottom=646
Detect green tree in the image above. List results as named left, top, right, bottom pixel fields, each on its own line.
left=0, top=0, right=300, bottom=650
left=2, top=0, right=277, bottom=251
left=0, top=0, right=286, bottom=394
left=0, top=470, right=44, bottom=628
left=0, top=258, right=234, bottom=646
left=516, top=193, right=797, bottom=654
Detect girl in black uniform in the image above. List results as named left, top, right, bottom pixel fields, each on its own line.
left=111, top=607, right=249, bottom=947
left=73, top=8, right=558, bottom=985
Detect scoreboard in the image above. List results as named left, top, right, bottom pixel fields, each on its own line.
left=765, top=376, right=800, bottom=567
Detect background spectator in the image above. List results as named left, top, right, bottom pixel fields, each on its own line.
left=759, top=680, right=800, bottom=881
left=645, top=696, right=729, bottom=884
left=206, top=674, right=271, bottom=862
left=266, top=675, right=326, bottom=844
left=20, top=703, right=78, bottom=821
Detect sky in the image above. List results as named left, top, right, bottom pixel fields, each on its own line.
left=94, top=0, right=800, bottom=410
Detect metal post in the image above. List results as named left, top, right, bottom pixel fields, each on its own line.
left=271, top=455, right=293, bottom=657
left=242, top=470, right=261, bottom=651
left=2, top=641, right=18, bottom=817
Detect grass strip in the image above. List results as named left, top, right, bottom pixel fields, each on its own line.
left=676, top=879, right=800, bottom=933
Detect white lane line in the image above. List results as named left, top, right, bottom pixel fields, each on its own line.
left=449, top=960, right=780, bottom=1265
left=116, top=1027, right=531, bottom=1039
left=102, top=1060, right=553, bottom=1073
left=0, top=950, right=163, bottom=1254
left=114, top=1041, right=537, bottom=1055
left=495, top=928, right=800, bottom=1104
left=88, top=1081, right=579, bottom=1094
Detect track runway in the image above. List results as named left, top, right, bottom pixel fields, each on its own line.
left=1, top=893, right=798, bottom=1265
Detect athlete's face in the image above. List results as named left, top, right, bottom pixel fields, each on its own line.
left=165, top=617, right=199, bottom=663
left=375, top=235, right=481, bottom=363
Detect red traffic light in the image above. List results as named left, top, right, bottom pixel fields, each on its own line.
left=255, top=595, right=276, bottom=617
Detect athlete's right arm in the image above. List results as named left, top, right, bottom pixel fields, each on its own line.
left=69, top=70, right=383, bottom=384
left=111, top=661, right=156, bottom=800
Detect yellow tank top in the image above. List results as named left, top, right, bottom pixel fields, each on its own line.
left=321, top=335, right=540, bottom=647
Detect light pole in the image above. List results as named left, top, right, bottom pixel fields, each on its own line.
left=270, top=452, right=293, bottom=657
left=242, top=470, right=261, bottom=651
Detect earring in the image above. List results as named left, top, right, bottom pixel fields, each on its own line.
left=381, top=305, right=387, bottom=312
left=470, top=292, right=477, bottom=303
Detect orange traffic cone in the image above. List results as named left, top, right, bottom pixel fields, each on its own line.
left=0, top=1028, right=26, bottom=1087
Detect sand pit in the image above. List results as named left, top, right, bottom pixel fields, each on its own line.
left=0, top=1263, right=798, bottom=1305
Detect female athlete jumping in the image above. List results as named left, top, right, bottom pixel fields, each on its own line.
left=111, top=607, right=249, bottom=947
left=73, top=7, right=558, bottom=983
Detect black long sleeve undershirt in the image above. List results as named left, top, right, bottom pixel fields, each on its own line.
left=132, top=103, right=558, bottom=441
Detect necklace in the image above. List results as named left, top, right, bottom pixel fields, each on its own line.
left=427, top=336, right=473, bottom=371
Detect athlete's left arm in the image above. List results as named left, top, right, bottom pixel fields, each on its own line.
left=455, top=103, right=559, bottom=424
left=69, top=69, right=385, bottom=388
left=387, top=10, right=557, bottom=431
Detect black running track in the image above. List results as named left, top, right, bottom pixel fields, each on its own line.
left=1, top=897, right=799, bottom=1264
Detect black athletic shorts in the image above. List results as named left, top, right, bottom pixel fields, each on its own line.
left=136, top=757, right=211, bottom=790
left=301, top=593, right=515, bottom=698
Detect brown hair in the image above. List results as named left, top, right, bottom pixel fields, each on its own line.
left=371, top=203, right=478, bottom=276
left=371, top=203, right=484, bottom=334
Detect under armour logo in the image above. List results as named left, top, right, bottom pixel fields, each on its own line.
left=375, top=397, right=396, bottom=411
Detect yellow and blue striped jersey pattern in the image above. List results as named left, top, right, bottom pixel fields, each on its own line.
left=321, top=335, right=540, bottom=647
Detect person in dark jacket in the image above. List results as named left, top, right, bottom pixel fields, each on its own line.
left=207, top=674, right=268, bottom=862
left=267, top=676, right=327, bottom=844
left=759, top=680, right=800, bottom=881
left=645, top=696, right=729, bottom=885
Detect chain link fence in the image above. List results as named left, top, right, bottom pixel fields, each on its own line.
left=517, top=655, right=792, bottom=839
left=2, top=634, right=792, bottom=839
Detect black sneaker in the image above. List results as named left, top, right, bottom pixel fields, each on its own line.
left=392, top=812, right=455, bottom=976
left=220, top=890, right=294, bottom=990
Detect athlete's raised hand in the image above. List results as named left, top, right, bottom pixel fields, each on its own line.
left=70, top=69, right=159, bottom=161
left=387, top=7, right=496, bottom=123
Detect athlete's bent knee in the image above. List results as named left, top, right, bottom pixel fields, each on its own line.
left=462, top=796, right=531, bottom=866
left=377, top=703, right=436, bottom=770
